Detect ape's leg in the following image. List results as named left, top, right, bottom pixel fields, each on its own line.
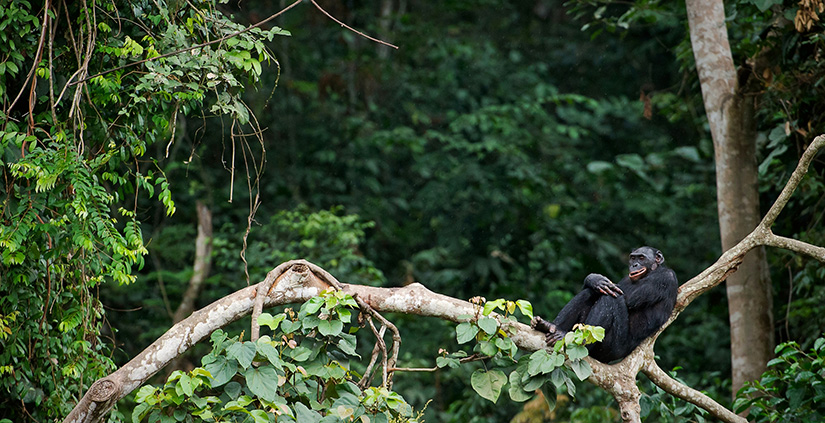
left=533, top=291, right=599, bottom=346
left=582, top=295, right=630, bottom=362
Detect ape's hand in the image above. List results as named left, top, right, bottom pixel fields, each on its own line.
left=584, top=273, right=623, bottom=297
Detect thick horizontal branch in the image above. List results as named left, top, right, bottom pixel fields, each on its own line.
left=64, top=261, right=546, bottom=423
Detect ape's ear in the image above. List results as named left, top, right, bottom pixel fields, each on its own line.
left=655, top=251, right=665, bottom=264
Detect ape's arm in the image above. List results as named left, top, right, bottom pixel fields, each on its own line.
left=584, top=273, right=623, bottom=297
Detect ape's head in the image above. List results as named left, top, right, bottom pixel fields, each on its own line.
left=628, top=246, right=664, bottom=282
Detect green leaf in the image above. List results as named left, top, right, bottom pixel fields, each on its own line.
left=256, top=340, right=284, bottom=369
left=288, top=346, right=312, bottom=362
left=226, top=341, right=257, bottom=369
left=540, top=383, right=557, bottom=412
left=294, top=402, right=322, bottom=423
left=471, top=369, right=507, bottom=403
left=224, top=381, right=242, bottom=399
left=257, top=312, right=286, bottom=331
left=178, top=373, right=195, bottom=396
left=483, top=299, right=505, bottom=315
left=569, top=359, right=592, bottom=381
left=528, top=349, right=559, bottom=376
left=566, top=345, right=588, bottom=360
left=280, top=319, right=301, bottom=334
left=515, top=300, right=533, bottom=319
left=248, top=409, right=270, bottom=423
left=436, top=356, right=460, bottom=368
left=318, top=319, right=344, bottom=337
left=303, top=296, right=324, bottom=315
left=587, top=160, right=613, bottom=173
left=477, top=316, right=499, bottom=335
left=204, top=355, right=238, bottom=387
left=749, top=0, right=783, bottom=11
left=508, top=370, right=533, bottom=402
left=456, top=322, right=479, bottom=344
left=244, top=366, right=280, bottom=402
left=337, top=333, right=359, bottom=357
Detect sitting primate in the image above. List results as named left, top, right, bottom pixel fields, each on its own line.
left=531, top=246, right=678, bottom=362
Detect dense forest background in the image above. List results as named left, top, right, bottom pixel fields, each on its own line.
left=2, top=0, right=824, bottom=422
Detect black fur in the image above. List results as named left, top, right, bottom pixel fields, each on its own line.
left=531, top=246, right=678, bottom=362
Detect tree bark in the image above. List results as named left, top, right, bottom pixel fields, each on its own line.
left=172, top=201, right=213, bottom=323
left=685, top=0, right=774, bottom=395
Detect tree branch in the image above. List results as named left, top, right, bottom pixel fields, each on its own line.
left=642, top=361, right=746, bottom=423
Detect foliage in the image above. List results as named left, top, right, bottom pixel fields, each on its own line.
left=217, top=206, right=385, bottom=286
left=450, top=296, right=603, bottom=409
left=134, top=289, right=417, bottom=423
left=0, top=0, right=287, bottom=420
left=734, top=336, right=825, bottom=422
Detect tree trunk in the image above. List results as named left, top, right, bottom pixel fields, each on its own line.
left=685, top=0, right=774, bottom=395
left=172, top=201, right=214, bottom=323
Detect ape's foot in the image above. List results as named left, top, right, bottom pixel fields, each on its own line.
left=546, top=330, right=565, bottom=345
left=531, top=316, right=556, bottom=333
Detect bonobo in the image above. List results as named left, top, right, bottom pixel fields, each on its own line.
left=531, top=246, right=678, bottom=362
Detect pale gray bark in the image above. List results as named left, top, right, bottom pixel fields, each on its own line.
left=172, top=201, right=213, bottom=323
left=685, top=0, right=774, bottom=394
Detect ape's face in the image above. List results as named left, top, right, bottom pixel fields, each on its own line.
left=628, top=247, right=663, bottom=282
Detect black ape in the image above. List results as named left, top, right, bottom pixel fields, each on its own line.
left=531, top=246, right=678, bottom=362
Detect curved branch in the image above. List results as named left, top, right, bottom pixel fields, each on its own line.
left=759, top=135, right=825, bottom=228
left=642, top=361, right=746, bottom=423
left=64, top=261, right=546, bottom=423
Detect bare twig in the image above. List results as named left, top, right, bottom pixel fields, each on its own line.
left=359, top=320, right=387, bottom=389
left=310, top=0, right=399, bottom=50
left=389, top=354, right=487, bottom=372
left=6, top=0, right=48, bottom=119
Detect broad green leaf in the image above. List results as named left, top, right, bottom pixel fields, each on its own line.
left=244, top=366, right=280, bottom=402
left=515, top=300, right=533, bottom=319
left=436, top=356, right=459, bottom=368
left=528, top=349, right=552, bottom=376
left=566, top=345, right=588, bottom=361
left=338, top=333, right=359, bottom=357
left=227, top=341, right=257, bottom=369
left=471, top=369, right=507, bottom=403
left=280, top=319, right=301, bottom=334
left=257, top=312, right=286, bottom=331
left=540, top=383, right=558, bottom=412
left=477, top=316, right=498, bottom=335
left=508, top=370, right=533, bottom=402
left=204, top=355, right=238, bottom=387
left=318, top=319, right=343, bottom=337
left=177, top=373, right=195, bottom=396
left=456, top=322, right=479, bottom=344
left=224, top=381, right=242, bottom=399
left=569, top=359, right=592, bottom=381
left=288, top=346, right=313, bottom=362
left=294, top=402, right=322, bottom=423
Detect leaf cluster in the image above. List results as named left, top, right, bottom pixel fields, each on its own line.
left=133, top=289, right=417, bottom=423
left=734, top=336, right=825, bottom=422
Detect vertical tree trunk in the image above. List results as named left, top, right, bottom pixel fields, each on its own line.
left=685, top=0, right=774, bottom=396
left=172, top=201, right=214, bottom=323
